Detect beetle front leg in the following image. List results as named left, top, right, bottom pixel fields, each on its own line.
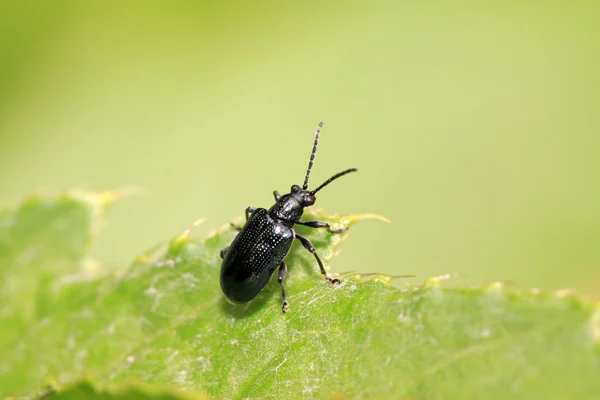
left=230, top=206, right=257, bottom=231
left=245, top=206, right=256, bottom=221
left=278, top=261, right=289, bottom=312
left=295, top=234, right=340, bottom=284
left=297, top=220, right=347, bottom=234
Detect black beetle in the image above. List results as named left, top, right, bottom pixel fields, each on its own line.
left=219, top=122, right=357, bottom=312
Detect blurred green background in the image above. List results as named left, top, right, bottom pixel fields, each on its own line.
left=1, top=1, right=598, bottom=296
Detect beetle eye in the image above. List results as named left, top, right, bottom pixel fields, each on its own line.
left=291, top=185, right=300, bottom=193
left=304, top=195, right=315, bottom=206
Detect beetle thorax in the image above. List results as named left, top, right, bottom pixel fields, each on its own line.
left=268, top=185, right=316, bottom=223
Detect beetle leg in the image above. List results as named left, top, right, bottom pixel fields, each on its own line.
left=295, top=234, right=341, bottom=284
left=219, top=246, right=230, bottom=259
left=297, top=220, right=347, bottom=234
left=245, top=206, right=257, bottom=221
left=273, top=190, right=281, bottom=201
left=278, top=261, right=289, bottom=312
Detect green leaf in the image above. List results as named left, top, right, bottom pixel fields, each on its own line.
left=1, top=191, right=599, bottom=399
left=0, top=191, right=114, bottom=352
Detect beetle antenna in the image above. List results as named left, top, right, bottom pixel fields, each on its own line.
left=302, top=122, right=323, bottom=190
left=310, top=168, right=358, bottom=195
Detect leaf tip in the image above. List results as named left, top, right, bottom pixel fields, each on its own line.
left=553, top=288, right=575, bottom=298
left=347, top=213, right=392, bottom=224
left=133, top=253, right=151, bottom=266
left=169, top=218, right=207, bottom=252
left=423, top=273, right=457, bottom=288
left=98, top=186, right=144, bottom=206
left=484, top=281, right=505, bottom=292
left=169, top=234, right=191, bottom=252
left=348, top=273, right=393, bottom=284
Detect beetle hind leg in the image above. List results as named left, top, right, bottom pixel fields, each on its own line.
left=278, top=261, right=289, bottom=312
left=220, top=246, right=230, bottom=259
left=229, top=223, right=243, bottom=231
left=296, top=234, right=341, bottom=285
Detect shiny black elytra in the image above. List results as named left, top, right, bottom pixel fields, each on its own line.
left=219, top=122, right=357, bottom=312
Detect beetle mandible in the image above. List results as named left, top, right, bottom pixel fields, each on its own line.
left=219, top=122, right=357, bottom=312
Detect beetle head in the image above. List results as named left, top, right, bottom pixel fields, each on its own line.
left=268, top=122, right=358, bottom=223
left=268, top=185, right=315, bottom=222
left=291, top=184, right=316, bottom=206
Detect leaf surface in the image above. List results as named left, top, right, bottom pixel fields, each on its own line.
left=0, top=192, right=598, bottom=399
